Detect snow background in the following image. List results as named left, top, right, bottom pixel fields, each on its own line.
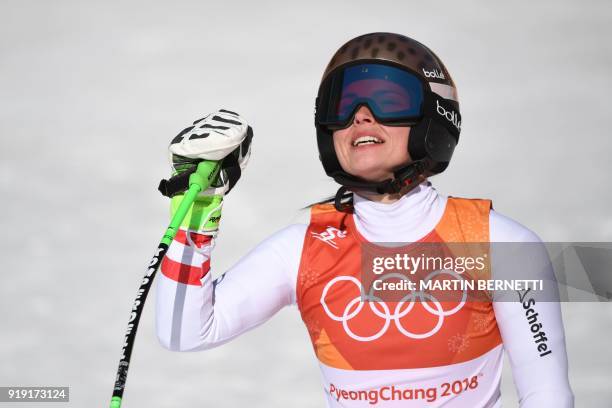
left=1, top=0, right=611, bottom=406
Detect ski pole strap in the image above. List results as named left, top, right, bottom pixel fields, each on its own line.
left=158, top=166, right=197, bottom=198
left=158, top=154, right=241, bottom=198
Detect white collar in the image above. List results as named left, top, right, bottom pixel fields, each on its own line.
left=351, top=181, right=447, bottom=243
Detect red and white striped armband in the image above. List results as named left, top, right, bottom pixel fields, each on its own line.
left=160, top=229, right=213, bottom=286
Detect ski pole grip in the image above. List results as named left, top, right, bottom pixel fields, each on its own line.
left=189, top=160, right=221, bottom=192
left=161, top=160, right=221, bottom=246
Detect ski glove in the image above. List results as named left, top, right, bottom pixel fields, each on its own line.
left=168, top=109, right=253, bottom=196
left=166, top=109, right=253, bottom=236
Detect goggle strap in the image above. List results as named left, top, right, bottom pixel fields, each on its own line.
left=422, top=91, right=461, bottom=139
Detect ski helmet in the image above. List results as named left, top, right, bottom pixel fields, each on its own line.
left=315, top=32, right=461, bottom=204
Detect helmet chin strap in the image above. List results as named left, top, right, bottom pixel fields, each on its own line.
left=332, top=158, right=431, bottom=211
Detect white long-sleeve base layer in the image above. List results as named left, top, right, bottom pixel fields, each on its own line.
left=156, top=182, right=574, bottom=407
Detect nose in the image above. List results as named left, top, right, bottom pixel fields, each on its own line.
left=353, top=105, right=376, bottom=125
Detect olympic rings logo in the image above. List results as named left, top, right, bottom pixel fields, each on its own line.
left=320, top=270, right=467, bottom=342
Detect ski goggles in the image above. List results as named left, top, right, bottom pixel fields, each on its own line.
left=316, top=62, right=428, bottom=129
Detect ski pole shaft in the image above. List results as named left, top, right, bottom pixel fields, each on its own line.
left=110, top=160, right=220, bottom=408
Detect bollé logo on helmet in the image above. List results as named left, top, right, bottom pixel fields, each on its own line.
left=422, top=68, right=445, bottom=79
left=436, top=100, right=461, bottom=131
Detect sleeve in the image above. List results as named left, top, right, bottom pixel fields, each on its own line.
left=155, top=223, right=307, bottom=352
left=489, top=210, right=574, bottom=407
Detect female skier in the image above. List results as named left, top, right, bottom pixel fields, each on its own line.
left=156, top=33, right=574, bottom=407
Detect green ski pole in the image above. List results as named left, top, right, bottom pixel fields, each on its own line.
left=110, top=160, right=221, bottom=408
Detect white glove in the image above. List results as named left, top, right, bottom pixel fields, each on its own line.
left=168, top=109, right=253, bottom=195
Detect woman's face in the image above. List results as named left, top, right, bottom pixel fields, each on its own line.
left=332, top=105, right=411, bottom=182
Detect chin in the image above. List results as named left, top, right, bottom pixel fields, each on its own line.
left=349, top=166, right=392, bottom=182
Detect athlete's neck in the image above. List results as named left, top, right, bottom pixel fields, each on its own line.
left=351, top=180, right=447, bottom=243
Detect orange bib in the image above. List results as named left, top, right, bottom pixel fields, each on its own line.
left=297, top=197, right=502, bottom=370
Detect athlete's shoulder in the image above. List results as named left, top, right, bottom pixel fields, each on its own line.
left=438, top=187, right=542, bottom=243
left=446, top=195, right=491, bottom=209
left=489, top=209, right=543, bottom=243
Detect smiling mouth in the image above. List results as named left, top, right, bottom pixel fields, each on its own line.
left=352, top=136, right=384, bottom=147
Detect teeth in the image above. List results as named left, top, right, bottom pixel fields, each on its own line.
left=353, top=136, right=383, bottom=146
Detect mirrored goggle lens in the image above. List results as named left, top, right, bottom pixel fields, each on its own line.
left=320, top=63, right=425, bottom=126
